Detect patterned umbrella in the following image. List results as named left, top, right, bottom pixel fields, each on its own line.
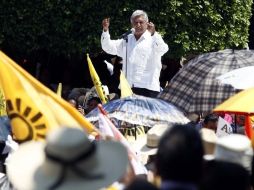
left=86, top=95, right=189, bottom=127
left=158, top=49, right=254, bottom=114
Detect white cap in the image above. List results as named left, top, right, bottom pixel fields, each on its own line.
left=214, top=134, right=253, bottom=172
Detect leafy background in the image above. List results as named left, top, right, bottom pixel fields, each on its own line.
left=0, top=0, right=253, bottom=88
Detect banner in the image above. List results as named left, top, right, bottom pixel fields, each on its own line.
left=216, top=117, right=233, bottom=137
left=120, top=70, right=133, bottom=98
left=0, top=51, right=95, bottom=143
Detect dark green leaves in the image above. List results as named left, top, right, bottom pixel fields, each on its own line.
left=0, top=0, right=252, bottom=59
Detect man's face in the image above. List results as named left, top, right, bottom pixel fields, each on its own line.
left=236, top=115, right=245, bottom=126
left=132, top=15, right=148, bottom=36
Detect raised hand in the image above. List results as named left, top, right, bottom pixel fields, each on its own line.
left=102, top=18, right=110, bottom=32
left=147, top=21, right=156, bottom=36
left=77, top=105, right=85, bottom=116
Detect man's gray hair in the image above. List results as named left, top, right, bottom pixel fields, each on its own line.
left=130, top=10, right=148, bottom=23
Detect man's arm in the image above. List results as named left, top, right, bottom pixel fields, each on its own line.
left=101, top=18, right=124, bottom=57
left=152, top=32, right=169, bottom=56
left=147, top=22, right=168, bottom=56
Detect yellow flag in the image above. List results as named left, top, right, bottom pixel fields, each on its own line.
left=0, top=88, right=6, bottom=116
left=87, top=54, right=108, bottom=104
left=0, top=51, right=95, bottom=143
left=120, top=70, right=133, bottom=98
left=56, top=83, right=62, bottom=97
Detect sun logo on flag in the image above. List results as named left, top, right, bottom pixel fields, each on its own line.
left=6, top=98, right=47, bottom=143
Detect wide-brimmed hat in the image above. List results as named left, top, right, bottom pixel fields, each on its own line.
left=7, top=127, right=128, bottom=190
left=134, top=124, right=170, bottom=156
left=214, top=134, right=253, bottom=172
left=108, top=93, right=119, bottom=101
left=186, top=113, right=200, bottom=122
left=200, top=128, right=218, bottom=156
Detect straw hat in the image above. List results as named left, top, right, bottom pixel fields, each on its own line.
left=134, top=124, right=170, bottom=156
left=200, top=128, right=217, bottom=156
left=7, top=127, right=128, bottom=190
left=187, top=113, right=199, bottom=122
left=214, top=134, right=253, bottom=172
left=108, top=93, right=119, bottom=101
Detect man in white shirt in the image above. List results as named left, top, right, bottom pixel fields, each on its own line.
left=101, top=10, right=168, bottom=98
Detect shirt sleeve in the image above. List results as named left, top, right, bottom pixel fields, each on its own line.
left=101, top=31, right=124, bottom=57
left=152, top=32, right=169, bottom=56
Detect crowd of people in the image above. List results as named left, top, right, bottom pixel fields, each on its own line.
left=0, top=120, right=253, bottom=190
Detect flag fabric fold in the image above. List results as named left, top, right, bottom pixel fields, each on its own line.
left=97, top=104, right=147, bottom=175
left=0, top=51, right=95, bottom=143
left=120, top=70, right=133, bottom=98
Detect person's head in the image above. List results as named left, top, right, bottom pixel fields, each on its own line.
left=67, top=98, right=77, bottom=108
left=236, top=115, right=245, bottom=126
left=187, top=113, right=200, bottom=123
left=214, top=134, right=253, bottom=172
left=200, top=128, right=217, bottom=155
left=67, top=88, right=82, bottom=100
left=134, top=124, right=170, bottom=166
left=87, top=97, right=101, bottom=113
left=201, top=160, right=251, bottom=190
left=108, top=93, right=119, bottom=101
left=124, top=178, right=158, bottom=190
left=156, top=124, right=204, bottom=184
left=130, top=10, right=148, bottom=37
left=77, top=95, right=86, bottom=108
left=203, top=113, right=218, bottom=131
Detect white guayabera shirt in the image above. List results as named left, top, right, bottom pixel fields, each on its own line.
left=101, top=30, right=168, bottom=92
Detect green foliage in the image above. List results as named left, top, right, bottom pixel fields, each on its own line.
left=0, top=0, right=253, bottom=59
left=163, top=0, right=253, bottom=57
left=0, top=89, right=6, bottom=116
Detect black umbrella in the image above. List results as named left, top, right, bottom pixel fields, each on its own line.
left=158, top=49, right=254, bottom=113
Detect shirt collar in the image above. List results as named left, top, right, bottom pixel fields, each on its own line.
left=132, top=30, right=150, bottom=41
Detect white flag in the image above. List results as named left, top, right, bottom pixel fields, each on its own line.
left=216, top=117, right=233, bottom=137
left=104, top=60, right=114, bottom=76
left=98, top=111, right=147, bottom=175
left=98, top=112, right=114, bottom=137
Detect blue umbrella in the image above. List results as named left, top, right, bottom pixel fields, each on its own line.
left=86, top=95, right=189, bottom=127
left=0, top=116, right=11, bottom=141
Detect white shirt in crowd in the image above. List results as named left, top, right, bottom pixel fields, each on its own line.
left=101, top=30, right=168, bottom=92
